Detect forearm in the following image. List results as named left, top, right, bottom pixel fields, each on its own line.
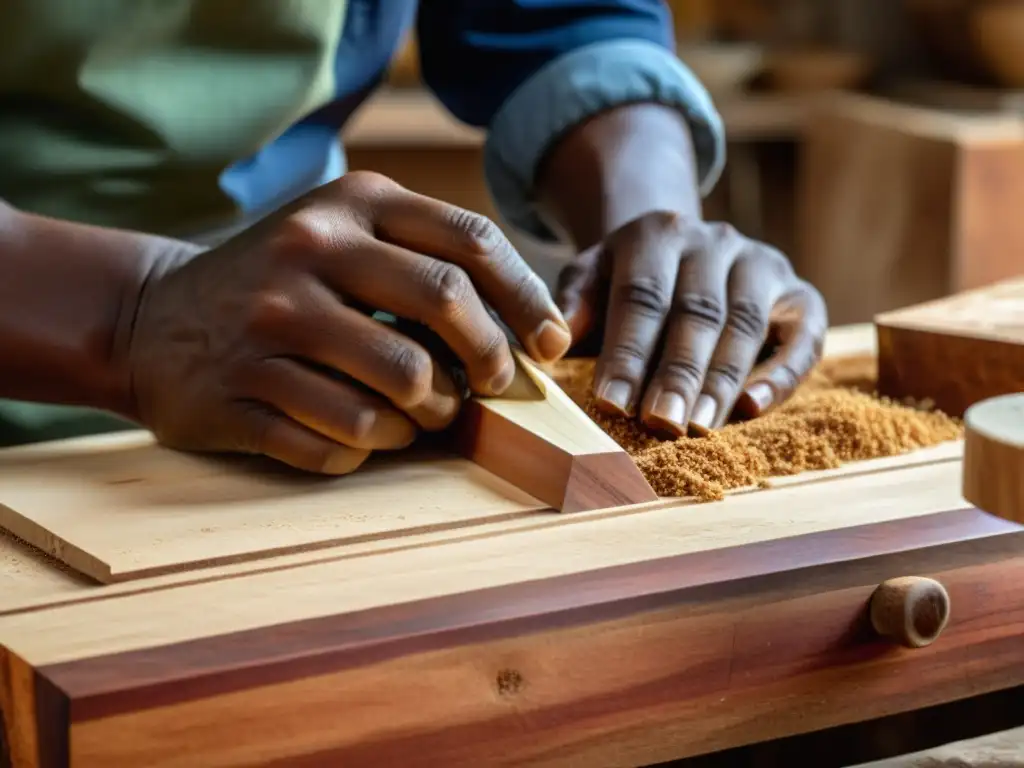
left=536, top=102, right=703, bottom=252
left=0, top=203, right=199, bottom=417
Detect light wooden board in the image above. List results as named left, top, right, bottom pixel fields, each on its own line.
left=0, top=324, right=880, bottom=586
left=0, top=439, right=964, bottom=619
left=0, top=432, right=548, bottom=584
left=0, top=322, right=956, bottom=599
left=0, top=454, right=970, bottom=666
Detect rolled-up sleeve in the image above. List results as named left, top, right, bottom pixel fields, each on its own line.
left=416, top=0, right=726, bottom=241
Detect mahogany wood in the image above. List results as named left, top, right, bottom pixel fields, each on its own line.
left=876, top=276, right=1024, bottom=417
left=2, top=508, right=1023, bottom=768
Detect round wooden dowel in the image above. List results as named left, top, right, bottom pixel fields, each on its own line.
left=869, top=576, right=950, bottom=648
left=964, top=393, right=1024, bottom=523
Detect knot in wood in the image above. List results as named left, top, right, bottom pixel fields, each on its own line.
left=496, top=668, right=524, bottom=696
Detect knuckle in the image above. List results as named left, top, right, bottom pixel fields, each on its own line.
left=475, top=330, right=509, bottom=377
left=657, top=358, right=706, bottom=392
left=603, top=340, right=650, bottom=380
left=674, top=291, right=727, bottom=329
left=271, top=211, right=332, bottom=259
left=726, top=299, right=770, bottom=339
left=707, top=221, right=738, bottom=242
left=247, top=290, right=301, bottom=335
left=335, top=170, right=395, bottom=200
left=388, top=344, right=434, bottom=406
left=425, top=263, right=474, bottom=321
left=761, top=245, right=795, bottom=278
left=705, top=361, right=748, bottom=390
left=615, top=277, right=673, bottom=318
left=447, top=208, right=503, bottom=256
left=774, top=363, right=803, bottom=390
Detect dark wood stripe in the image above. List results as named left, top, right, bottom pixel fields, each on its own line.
left=41, top=508, right=1022, bottom=722
left=33, top=672, right=68, bottom=768
left=0, top=710, right=9, bottom=768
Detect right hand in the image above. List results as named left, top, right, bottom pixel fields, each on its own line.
left=125, top=172, right=572, bottom=474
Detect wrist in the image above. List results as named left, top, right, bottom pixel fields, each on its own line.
left=0, top=205, right=202, bottom=419
left=537, top=102, right=703, bottom=251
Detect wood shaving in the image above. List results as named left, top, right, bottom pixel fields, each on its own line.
left=552, top=355, right=963, bottom=502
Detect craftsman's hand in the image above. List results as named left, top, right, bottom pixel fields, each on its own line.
left=556, top=213, right=827, bottom=435
left=126, top=171, right=571, bottom=474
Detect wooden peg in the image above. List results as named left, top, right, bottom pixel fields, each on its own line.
left=963, top=393, right=1024, bottom=523
left=455, top=351, right=658, bottom=513
left=869, top=576, right=950, bottom=648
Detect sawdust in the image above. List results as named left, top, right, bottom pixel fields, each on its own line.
left=552, top=355, right=963, bottom=502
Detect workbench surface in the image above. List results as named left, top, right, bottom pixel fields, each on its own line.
left=1, top=325, right=1022, bottom=768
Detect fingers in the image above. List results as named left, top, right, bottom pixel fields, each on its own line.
left=592, top=214, right=688, bottom=416
left=734, top=282, right=828, bottom=420
left=555, top=244, right=603, bottom=343
left=686, top=254, right=779, bottom=431
left=324, top=237, right=517, bottom=396
left=636, top=242, right=736, bottom=434
left=242, top=357, right=417, bottom=451
left=252, top=279, right=462, bottom=430
left=233, top=402, right=372, bottom=476
left=367, top=188, right=573, bottom=365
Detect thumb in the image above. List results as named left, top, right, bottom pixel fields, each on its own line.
left=556, top=246, right=602, bottom=343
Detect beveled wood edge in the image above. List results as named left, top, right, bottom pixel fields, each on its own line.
left=35, top=507, right=1022, bottom=724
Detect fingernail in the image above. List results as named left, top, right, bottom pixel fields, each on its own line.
left=597, top=378, right=633, bottom=414
left=744, top=382, right=775, bottom=413
left=650, top=391, right=687, bottom=432
left=529, top=319, right=573, bottom=362
left=487, top=357, right=516, bottom=395
left=689, top=394, right=717, bottom=431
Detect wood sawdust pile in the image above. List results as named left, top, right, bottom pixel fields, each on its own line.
left=551, top=355, right=963, bottom=502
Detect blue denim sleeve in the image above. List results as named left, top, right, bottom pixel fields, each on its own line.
left=416, top=1, right=726, bottom=242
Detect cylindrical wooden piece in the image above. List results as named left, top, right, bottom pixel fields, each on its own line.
left=869, top=576, right=950, bottom=648
left=964, top=393, right=1024, bottom=523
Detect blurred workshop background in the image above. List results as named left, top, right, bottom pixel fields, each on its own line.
left=344, top=0, right=1024, bottom=327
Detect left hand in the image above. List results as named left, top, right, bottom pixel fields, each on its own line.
left=555, top=211, right=827, bottom=436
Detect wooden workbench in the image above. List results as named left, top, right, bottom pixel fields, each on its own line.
left=1, top=324, right=1022, bottom=768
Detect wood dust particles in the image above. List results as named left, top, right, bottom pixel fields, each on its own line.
left=551, top=355, right=962, bottom=502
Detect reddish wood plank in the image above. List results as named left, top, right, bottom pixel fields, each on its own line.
left=7, top=508, right=1023, bottom=767
left=42, top=508, right=1019, bottom=714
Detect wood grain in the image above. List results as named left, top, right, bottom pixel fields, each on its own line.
left=796, top=94, right=1024, bottom=324
left=0, top=434, right=549, bottom=584
left=7, top=509, right=1022, bottom=768
left=457, top=353, right=656, bottom=513
left=0, top=440, right=964, bottom=620
left=876, top=276, right=1024, bottom=416
left=0, top=459, right=970, bottom=667
left=963, top=393, right=1024, bottom=523
left=0, top=322, right=999, bottom=767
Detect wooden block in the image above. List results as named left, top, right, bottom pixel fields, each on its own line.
left=796, top=94, right=1024, bottom=325
left=963, top=393, right=1024, bottom=524
left=456, top=351, right=657, bottom=513
left=0, top=433, right=548, bottom=584
left=875, top=275, right=1024, bottom=417
left=1, top=463, right=1023, bottom=768
left=0, top=352, right=652, bottom=584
